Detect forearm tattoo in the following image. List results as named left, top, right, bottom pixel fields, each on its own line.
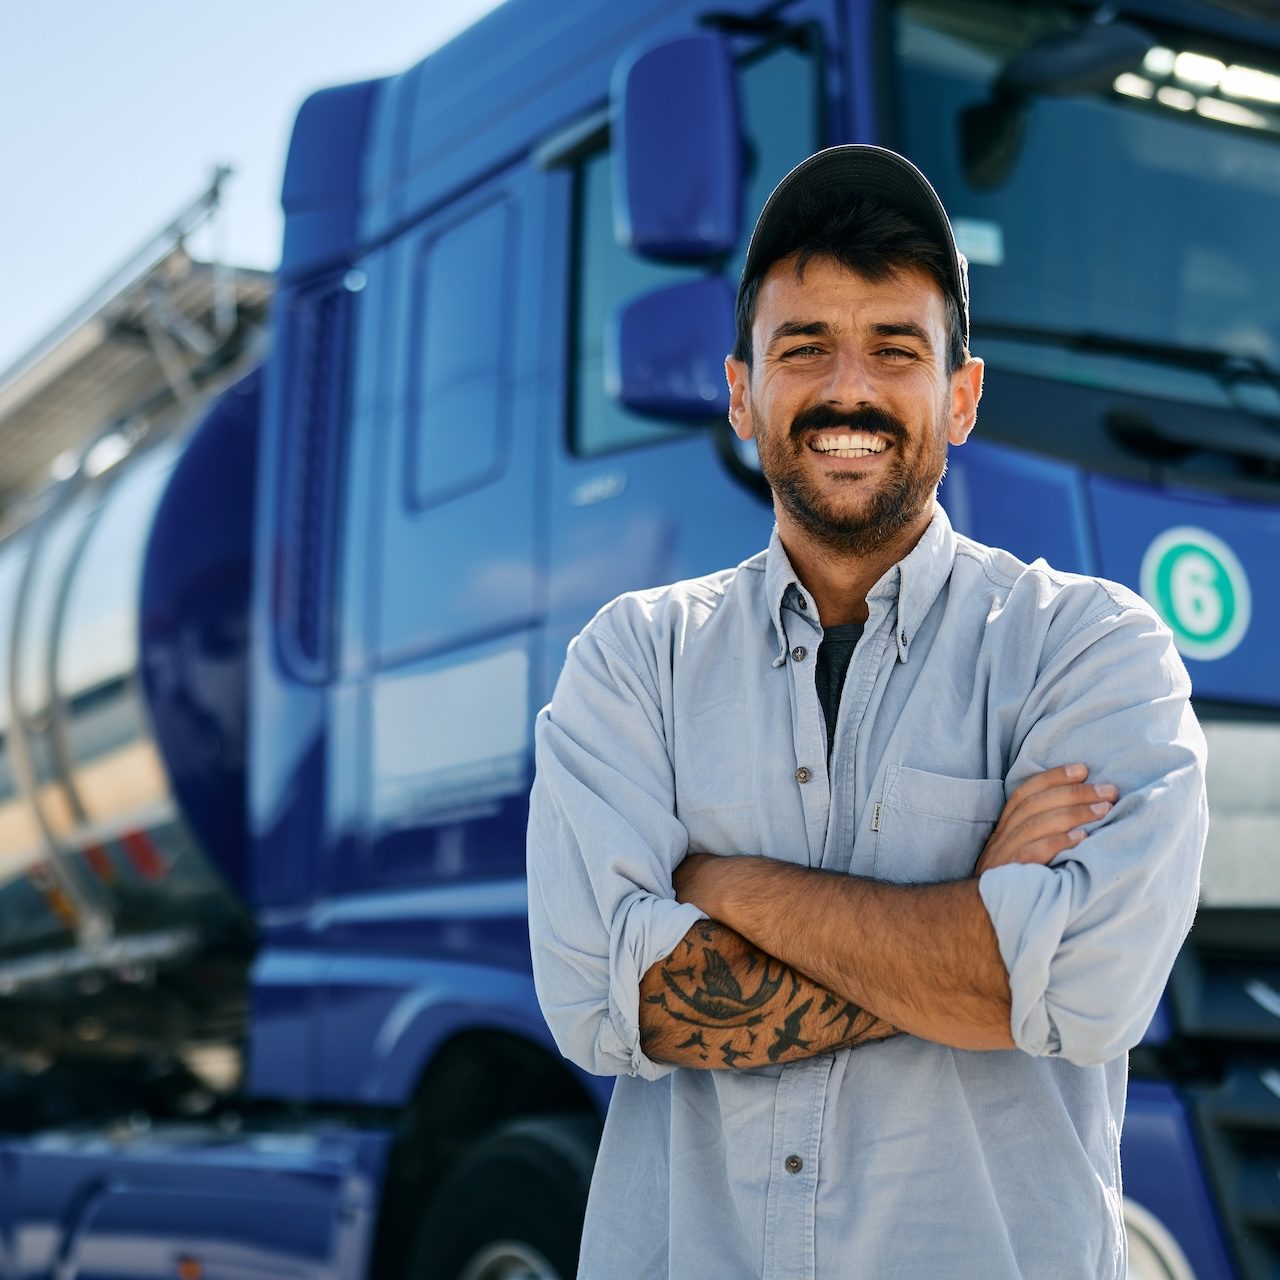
left=642, top=921, right=895, bottom=1068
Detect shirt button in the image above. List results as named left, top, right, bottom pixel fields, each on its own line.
left=795, top=767, right=812, bottom=784
left=796, top=594, right=808, bottom=610
left=785, top=1154, right=804, bottom=1174
left=791, top=646, right=807, bottom=662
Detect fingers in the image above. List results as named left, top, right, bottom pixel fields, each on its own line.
left=1007, top=763, right=1086, bottom=804
left=1002, top=766, right=1117, bottom=828
left=1012, top=784, right=1117, bottom=830
left=978, top=765, right=1120, bottom=874
left=1006, top=764, right=1090, bottom=812
left=1000, top=802, right=1101, bottom=864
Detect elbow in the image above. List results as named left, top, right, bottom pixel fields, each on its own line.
left=530, top=943, right=628, bottom=1078
left=1053, top=1039, right=1129, bottom=1069
left=1020, top=1001, right=1153, bottom=1067
left=1055, top=1020, right=1147, bottom=1068
left=1002, top=925, right=1178, bottom=1067
left=541, top=999, right=670, bottom=1080
left=540, top=1002, right=627, bottom=1079
left=1029, top=960, right=1175, bottom=1066
left=549, top=1028, right=623, bottom=1079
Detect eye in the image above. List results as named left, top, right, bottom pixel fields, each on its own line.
left=781, top=344, right=825, bottom=359
left=876, top=346, right=917, bottom=361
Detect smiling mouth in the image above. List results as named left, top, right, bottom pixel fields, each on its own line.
left=808, top=431, right=890, bottom=459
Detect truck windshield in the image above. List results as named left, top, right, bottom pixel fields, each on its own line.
left=892, top=1, right=1280, bottom=424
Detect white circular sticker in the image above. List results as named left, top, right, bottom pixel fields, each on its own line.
left=1139, top=526, right=1251, bottom=661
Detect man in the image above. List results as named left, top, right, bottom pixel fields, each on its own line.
left=527, top=146, right=1206, bottom=1278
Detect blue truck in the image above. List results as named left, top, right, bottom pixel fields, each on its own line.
left=0, top=0, right=1276, bottom=1276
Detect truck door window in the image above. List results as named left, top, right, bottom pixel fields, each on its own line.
left=572, top=37, right=821, bottom=457
left=408, top=200, right=515, bottom=510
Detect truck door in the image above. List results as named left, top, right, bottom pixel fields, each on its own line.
left=356, top=165, right=542, bottom=892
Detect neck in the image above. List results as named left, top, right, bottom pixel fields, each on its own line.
left=776, top=505, right=934, bottom=627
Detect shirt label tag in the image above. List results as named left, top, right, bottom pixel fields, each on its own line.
left=871, top=802, right=882, bottom=832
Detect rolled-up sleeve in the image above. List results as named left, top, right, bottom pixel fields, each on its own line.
left=527, top=611, right=706, bottom=1080
left=979, top=600, right=1207, bottom=1067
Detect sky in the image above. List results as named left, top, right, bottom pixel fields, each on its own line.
left=0, top=0, right=505, bottom=376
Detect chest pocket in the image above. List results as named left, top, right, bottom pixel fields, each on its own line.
left=872, top=765, right=1005, bottom=883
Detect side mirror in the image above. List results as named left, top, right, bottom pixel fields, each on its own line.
left=962, top=20, right=1150, bottom=190
left=998, top=20, right=1151, bottom=99
left=611, top=34, right=742, bottom=259
left=606, top=278, right=734, bottom=418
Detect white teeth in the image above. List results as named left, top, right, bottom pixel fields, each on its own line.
left=812, top=432, right=888, bottom=456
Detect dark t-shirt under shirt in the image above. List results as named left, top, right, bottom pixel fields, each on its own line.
left=815, top=622, right=864, bottom=761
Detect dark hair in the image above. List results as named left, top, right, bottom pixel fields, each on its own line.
left=733, top=195, right=968, bottom=373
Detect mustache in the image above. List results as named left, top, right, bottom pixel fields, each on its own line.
left=789, top=404, right=907, bottom=444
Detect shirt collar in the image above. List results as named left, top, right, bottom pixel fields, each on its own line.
left=763, top=504, right=957, bottom=665
left=764, top=531, right=809, bottom=667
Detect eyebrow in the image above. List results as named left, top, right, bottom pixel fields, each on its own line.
left=871, top=321, right=934, bottom=354
left=767, top=320, right=832, bottom=348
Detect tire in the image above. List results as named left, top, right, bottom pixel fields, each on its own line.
left=407, top=1113, right=600, bottom=1280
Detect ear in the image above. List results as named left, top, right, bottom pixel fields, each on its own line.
left=947, top=357, right=984, bottom=447
left=725, top=356, right=755, bottom=441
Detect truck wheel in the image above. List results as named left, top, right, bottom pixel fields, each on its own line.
left=408, top=1113, right=599, bottom=1280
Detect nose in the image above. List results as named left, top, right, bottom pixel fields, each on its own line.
left=821, top=346, right=876, bottom=408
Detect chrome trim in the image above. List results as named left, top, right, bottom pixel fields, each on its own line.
left=1244, top=977, right=1280, bottom=1019
left=0, top=926, right=199, bottom=994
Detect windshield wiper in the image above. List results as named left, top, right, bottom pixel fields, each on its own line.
left=973, top=321, right=1280, bottom=468
left=974, top=321, right=1280, bottom=411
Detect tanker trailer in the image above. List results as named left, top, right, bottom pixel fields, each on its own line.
left=0, top=371, right=259, bottom=1128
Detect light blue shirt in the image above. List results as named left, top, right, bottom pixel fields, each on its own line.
left=527, top=505, right=1206, bottom=1280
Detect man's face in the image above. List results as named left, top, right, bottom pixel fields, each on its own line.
left=726, top=254, right=982, bottom=557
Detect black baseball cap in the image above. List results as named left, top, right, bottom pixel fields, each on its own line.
left=740, top=145, right=970, bottom=346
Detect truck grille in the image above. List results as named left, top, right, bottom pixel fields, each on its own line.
left=1170, top=909, right=1280, bottom=1279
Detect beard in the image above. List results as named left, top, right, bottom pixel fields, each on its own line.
left=756, top=401, right=946, bottom=557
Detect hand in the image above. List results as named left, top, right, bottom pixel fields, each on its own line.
left=975, top=764, right=1117, bottom=876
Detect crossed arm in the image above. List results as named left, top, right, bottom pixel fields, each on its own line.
left=639, top=765, right=1118, bottom=1069
left=639, top=917, right=898, bottom=1068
